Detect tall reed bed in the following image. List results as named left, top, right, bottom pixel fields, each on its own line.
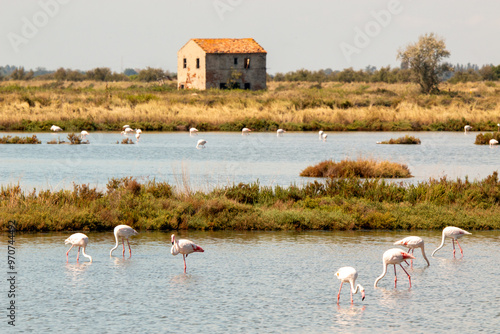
left=1, top=81, right=500, bottom=132
left=1, top=173, right=499, bottom=232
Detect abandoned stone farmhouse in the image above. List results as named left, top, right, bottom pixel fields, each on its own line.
left=177, top=38, right=267, bottom=91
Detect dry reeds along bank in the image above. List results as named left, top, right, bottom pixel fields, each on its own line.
left=300, top=158, right=412, bottom=178
left=1, top=80, right=500, bottom=132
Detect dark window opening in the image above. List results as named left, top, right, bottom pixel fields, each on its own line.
left=180, top=84, right=185, bottom=89
left=219, top=83, right=227, bottom=89
left=244, top=83, right=251, bottom=90
left=244, top=58, right=250, bottom=69
left=183, top=58, right=187, bottom=69
left=234, top=58, right=238, bottom=65
left=196, top=58, right=200, bottom=69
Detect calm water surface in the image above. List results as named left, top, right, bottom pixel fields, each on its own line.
left=1, top=131, right=499, bottom=191
left=1, top=230, right=499, bottom=333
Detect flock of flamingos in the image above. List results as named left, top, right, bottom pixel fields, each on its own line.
left=56, top=123, right=478, bottom=303
left=64, top=224, right=472, bottom=304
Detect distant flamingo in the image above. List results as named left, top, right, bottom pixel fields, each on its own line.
left=335, top=266, right=365, bottom=304
left=319, top=130, right=324, bottom=140
left=394, top=236, right=430, bottom=267
left=242, top=128, right=251, bottom=135
left=464, top=125, right=472, bottom=133
left=189, top=128, right=199, bottom=136
left=374, top=248, right=416, bottom=288
left=51, top=125, right=63, bottom=132
left=277, top=129, right=286, bottom=136
left=490, top=139, right=499, bottom=147
left=497, top=123, right=500, bottom=132
left=110, top=225, right=139, bottom=257
left=432, top=226, right=471, bottom=258
left=80, top=130, right=89, bottom=139
left=135, top=129, right=142, bottom=134
left=124, top=127, right=134, bottom=134
left=196, top=139, right=206, bottom=149
left=171, top=234, right=204, bottom=273
left=135, top=132, right=141, bottom=142
left=321, top=133, right=328, bottom=142
left=65, top=233, right=92, bottom=263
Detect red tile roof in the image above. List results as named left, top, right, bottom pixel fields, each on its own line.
left=191, top=38, right=267, bottom=54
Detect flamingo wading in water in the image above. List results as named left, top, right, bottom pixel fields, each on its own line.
left=65, top=233, right=92, bottom=263
left=189, top=128, right=199, bottom=136
left=196, top=139, right=206, bottom=149
left=335, top=266, right=365, bottom=304
left=242, top=128, right=251, bottom=135
left=393, top=236, right=430, bottom=267
left=464, top=125, right=472, bottom=133
left=110, top=225, right=139, bottom=257
left=277, top=129, right=286, bottom=136
left=432, top=226, right=471, bottom=258
left=171, top=234, right=204, bottom=273
left=374, top=248, right=415, bottom=288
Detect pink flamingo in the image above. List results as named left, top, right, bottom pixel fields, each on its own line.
left=65, top=233, right=92, bottom=262
left=432, top=226, right=471, bottom=258
left=335, top=266, right=365, bottom=304
left=394, top=236, right=430, bottom=268
left=374, top=248, right=415, bottom=288
left=242, top=128, right=251, bottom=135
left=171, top=234, right=204, bottom=273
left=110, top=225, right=139, bottom=257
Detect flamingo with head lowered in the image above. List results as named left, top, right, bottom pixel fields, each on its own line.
left=171, top=234, right=204, bottom=273
left=374, top=248, right=415, bottom=288
left=65, top=233, right=92, bottom=263
left=110, top=225, right=139, bottom=257
left=242, top=128, right=251, bottom=135
left=432, top=226, right=471, bottom=258
left=394, top=236, right=430, bottom=268
left=277, top=129, right=286, bottom=136
left=189, top=128, right=199, bottom=136
left=335, top=266, right=365, bottom=304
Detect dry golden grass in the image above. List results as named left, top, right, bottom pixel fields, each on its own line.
left=1, top=80, right=499, bottom=131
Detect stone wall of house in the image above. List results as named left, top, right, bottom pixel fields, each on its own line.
left=205, top=53, right=266, bottom=90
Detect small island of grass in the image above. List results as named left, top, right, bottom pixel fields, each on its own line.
left=377, top=135, right=421, bottom=145
left=300, top=158, right=412, bottom=178
left=0, top=135, right=41, bottom=144
left=475, top=132, right=500, bottom=145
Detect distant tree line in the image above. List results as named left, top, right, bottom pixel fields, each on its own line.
left=0, top=66, right=176, bottom=82
left=269, top=64, right=500, bottom=84
left=2, top=63, right=500, bottom=84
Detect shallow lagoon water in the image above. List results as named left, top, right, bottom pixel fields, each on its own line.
left=1, top=131, right=499, bottom=191
left=2, top=230, right=499, bottom=333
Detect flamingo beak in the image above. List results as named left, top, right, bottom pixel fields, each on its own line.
left=403, top=252, right=416, bottom=260
left=361, top=290, right=365, bottom=301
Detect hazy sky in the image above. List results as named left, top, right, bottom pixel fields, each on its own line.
left=1, top=0, right=500, bottom=74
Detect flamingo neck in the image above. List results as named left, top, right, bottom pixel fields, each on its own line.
left=82, top=247, right=92, bottom=262
left=432, top=231, right=446, bottom=256
left=420, top=245, right=430, bottom=266
left=350, top=281, right=363, bottom=294
left=110, top=232, right=119, bottom=256
left=374, top=263, right=388, bottom=287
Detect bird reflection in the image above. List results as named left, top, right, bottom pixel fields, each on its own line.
left=334, top=304, right=366, bottom=328
left=65, top=262, right=91, bottom=281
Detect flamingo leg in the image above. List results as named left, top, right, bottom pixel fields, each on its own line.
left=350, top=289, right=353, bottom=304
left=456, top=239, right=464, bottom=257
left=399, top=264, right=412, bottom=288
left=394, top=265, right=397, bottom=288
left=337, top=282, right=343, bottom=304
left=410, top=249, right=414, bottom=269
left=66, top=245, right=74, bottom=262
left=122, top=237, right=126, bottom=257
left=127, top=238, right=132, bottom=257
left=77, top=247, right=81, bottom=262
left=452, top=239, right=456, bottom=258
left=183, top=254, right=187, bottom=273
